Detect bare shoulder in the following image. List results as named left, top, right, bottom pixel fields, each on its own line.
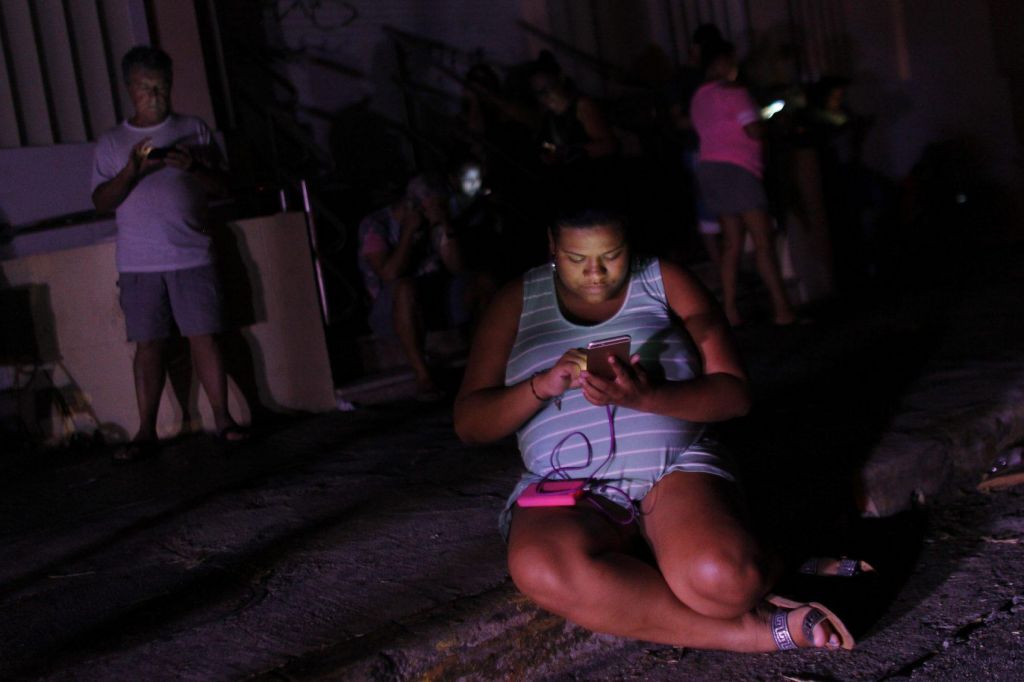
left=657, top=259, right=717, bottom=319
left=657, top=259, right=741, bottom=373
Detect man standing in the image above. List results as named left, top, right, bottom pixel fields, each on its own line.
left=92, top=46, right=245, bottom=460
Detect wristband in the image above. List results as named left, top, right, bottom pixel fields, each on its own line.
left=529, top=373, right=545, bottom=401
left=529, top=373, right=561, bottom=410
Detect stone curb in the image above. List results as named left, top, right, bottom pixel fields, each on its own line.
left=859, top=360, right=1024, bottom=516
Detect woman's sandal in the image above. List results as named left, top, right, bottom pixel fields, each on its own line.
left=217, top=425, right=251, bottom=443
left=977, top=443, right=1024, bottom=492
left=798, top=557, right=875, bottom=577
left=767, top=594, right=855, bottom=651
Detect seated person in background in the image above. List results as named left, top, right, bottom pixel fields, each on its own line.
left=358, top=175, right=466, bottom=399
left=453, top=204, right=854, bottom=652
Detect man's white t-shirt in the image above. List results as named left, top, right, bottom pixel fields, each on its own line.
left=91, top=113, right=223, bottom=273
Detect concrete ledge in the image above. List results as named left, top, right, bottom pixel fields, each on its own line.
left=859, top=356, right=1024, bottom=516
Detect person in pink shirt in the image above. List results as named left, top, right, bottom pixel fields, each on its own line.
left=690, top=42, right=798, bottom=326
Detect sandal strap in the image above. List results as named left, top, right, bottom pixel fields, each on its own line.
left=798, top=556, right=865, bottom=576
left=802, top=607, right=827, bottom=644
left=836, top=558, right=860, bottom=576
left=771, top=608, right=798, bottom=650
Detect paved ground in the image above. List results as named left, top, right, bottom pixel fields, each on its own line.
left=1, top=250, right=1023, bottom=680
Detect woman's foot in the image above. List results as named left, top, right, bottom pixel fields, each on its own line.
left=214, top=415, right=250, bottom=443
left=978, top=443, right=1024, bottom=491
left=217, top=424, right=251, bottom=443
left=753, top=598, right=854, bottom=651
left=798, top=557, right=875, bottom=577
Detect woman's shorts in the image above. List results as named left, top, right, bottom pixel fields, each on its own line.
left=498, top=434, right=737, bottom=541
left=697, top=161, right=767, bottom=216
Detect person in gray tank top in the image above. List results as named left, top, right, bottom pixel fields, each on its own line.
left=454, top=206, right=854, bottom=652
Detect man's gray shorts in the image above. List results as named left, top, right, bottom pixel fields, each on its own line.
left=697, top=161, right=768, bottom=216
left=118, top=265, right=226, bottom=342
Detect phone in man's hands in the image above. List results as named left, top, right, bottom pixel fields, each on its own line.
left=146, top=146, right=173, bottom=160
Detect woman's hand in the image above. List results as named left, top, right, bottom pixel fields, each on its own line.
left=533, top=348, right=586, bottom=400
left=581, top=354, right=653, bottom=410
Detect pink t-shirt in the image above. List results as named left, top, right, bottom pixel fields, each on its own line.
left=690, top=81, right=763, bottom=178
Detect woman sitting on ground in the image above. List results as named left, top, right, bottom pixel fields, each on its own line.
left=453, top=205, right=853, bottom=651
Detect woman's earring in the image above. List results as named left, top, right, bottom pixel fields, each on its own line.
left=550, top=257, right=557, bottom=272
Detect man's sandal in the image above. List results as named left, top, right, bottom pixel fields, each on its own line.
left=767, top=594, right=855, bottom=651
left=798, top=557, right=875, bottom=577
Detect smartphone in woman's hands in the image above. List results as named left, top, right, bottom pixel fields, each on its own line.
left=585, top=335, right=631, bottom=381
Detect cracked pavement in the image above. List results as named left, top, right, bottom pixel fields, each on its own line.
left=2, top=251, right=1023, bottom=680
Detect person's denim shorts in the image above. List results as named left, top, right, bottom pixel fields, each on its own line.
left=697, top=161, right=768, bottom=216
left=118, top=265, right=225, bottom=342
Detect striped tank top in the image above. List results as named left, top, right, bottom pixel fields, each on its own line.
left=502, top=258, right=733, bottom=515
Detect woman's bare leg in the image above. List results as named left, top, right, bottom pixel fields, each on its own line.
left=717, top=214, right=745, bottom=327
left=391, top=277, right=434, bottom=391
left=642, top=472, right=844, bottom=648
left=640, top=472, right=775, bottom=618
left=508, top=502, right=748, bottom=648
left=507, top=474, right=844, bottom=651
left=742, top=209, right=796, bottom=325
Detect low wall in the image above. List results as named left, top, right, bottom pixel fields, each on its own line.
left=0, top=211, right=335, bottom=443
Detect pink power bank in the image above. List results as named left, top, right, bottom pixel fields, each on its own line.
left=516, top=479, right=586, bottom=507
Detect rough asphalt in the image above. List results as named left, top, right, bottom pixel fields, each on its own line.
left=1, top=251, right=1023, bottom=681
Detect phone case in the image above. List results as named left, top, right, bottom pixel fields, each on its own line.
left=585, top=335, right=631, bottom=380
left=516, top=479, right=586, bottom=507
